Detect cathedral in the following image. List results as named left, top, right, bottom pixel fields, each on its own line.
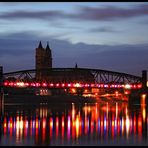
left=35, top=41, right=52, bottom=80
left=35, top=41, right=94, bottom=83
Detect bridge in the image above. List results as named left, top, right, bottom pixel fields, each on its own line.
left=1, top=67, right=143, bottom=89
left=1, top=41, right=147, bottom=98
left=0, top=66, right=148, bottom=106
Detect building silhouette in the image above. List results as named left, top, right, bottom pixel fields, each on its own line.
left=35, top=41, right=52, bottom=80
left=35, top=41, right=94, bottom=83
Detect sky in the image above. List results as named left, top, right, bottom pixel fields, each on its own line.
left=0, top=2, right=148, bottom=77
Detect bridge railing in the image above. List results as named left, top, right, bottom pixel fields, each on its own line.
left=2, top=81, right=142, bottom=90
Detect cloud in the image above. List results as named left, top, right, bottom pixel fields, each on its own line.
left=75, top=43, right=148, bottom=75
left=0, top=4, right=148, bottom=22
left=76, top=4, right=148, bottom=21
left=88, top=26, right=119, bottom=33
left=0, top=31, right=148, bottom=76
left=0, top=10, right=65, bottom=20
left=138, top=18, right=148, bottom=24
left=0, top=32, right=39, bottom=56
left=0, top=2, right=22, bottom=6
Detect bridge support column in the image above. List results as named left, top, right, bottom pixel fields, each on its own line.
left=141, top=70, right=148, bottom=105
left=142, top=70, right=147, bottom=89
left=0, top=66, right=4, bottom=116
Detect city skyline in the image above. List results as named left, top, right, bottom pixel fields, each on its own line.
left=0, top=2, right=148, bottom=76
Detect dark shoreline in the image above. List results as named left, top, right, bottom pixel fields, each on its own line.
left=3, top=94, right=97, bottom=104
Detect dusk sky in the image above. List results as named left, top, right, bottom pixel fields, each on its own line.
left=0, top=2, right=148, bottom=77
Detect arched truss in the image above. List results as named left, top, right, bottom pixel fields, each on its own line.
left=3, top=68, right=142, bottom=84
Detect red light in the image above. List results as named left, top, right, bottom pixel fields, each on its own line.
left=125, top=91, right=129, bottom=95
left=85, top=84, right=89, bottom=87
left=35, top=82, right=40, bottom=87
left=91, top=84, right=95, bottom=87
left=68, top=83, right=71, bottom=87
left=31, top=83, right=35, bottom=87
left=25, top=82, right=29, bottom=86
left=100, top=84, right=104, bottom=88
left=95, top=84, right=98, bottom=87
left=9, top=82, right=14, bottom=86
left=56, top=83, right=59, bottom=87
left=49, top=83, right=54, bottom=87
left=42, top=83, right=47, bottom=87
left=13, top=82, right=17, bottom=86
left=62, top=83, right=65, bottom=87
left=137, top=84, right=142, bottom=88
left=104, top=84, right=108, bottom=88
left=4, top=81, right=8, bottom=86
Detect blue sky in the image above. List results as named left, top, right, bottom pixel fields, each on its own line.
left=0, top=2, right=148, bottom=76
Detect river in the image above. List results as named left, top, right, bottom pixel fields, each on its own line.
left=0, top=96, right=148, bottom=146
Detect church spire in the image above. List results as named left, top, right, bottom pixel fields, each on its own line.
left=45, top=41, right=52, bottom=68
left=46, top=41, right=50, bottom=50
left=75, top=63, right=78, bottom=68
left=38, top=41, right=43, bottom=48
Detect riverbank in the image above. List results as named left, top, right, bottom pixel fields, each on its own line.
left=129, top=88, right=148, bottom=106
left=4, top=93, right=97, bottom=105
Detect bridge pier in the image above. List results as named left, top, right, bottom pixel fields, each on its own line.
left=142, top=70, right=147, bottom=90
left=129, top=70, right=148, bottom=107
left=141, top=70, right=148, bottom=105
left=0, top=66, right=4, bottom=116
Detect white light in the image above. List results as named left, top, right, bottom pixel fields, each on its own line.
left=125, top=84, right=131, bottom=89
left=75, top=83, right=81, bottom=87
left=19, top=120, right=23, bottom=129
left=16, top=82, right=25, bottom=87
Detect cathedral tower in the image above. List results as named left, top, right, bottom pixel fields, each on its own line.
left=35, top=41, right=52, bottom=80
left=36, top=41, right=44, bottom=70
left=45, top=42, right=52, bottom=68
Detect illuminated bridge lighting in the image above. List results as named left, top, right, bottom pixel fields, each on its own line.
left=67, top=83, right=71, bottom=87
left=62, top=83, right=65, bottom=87
left=30, top=83, right=35, bottom=87
left=74, top=83, right=81, bottom=87
left=25, top=82, right=29, bottom=87
left=2, top=81, right=142, bottom=89
left=49, top=83, right=54, bottom=87
left=35, top=83, right=40, bottom=87
left=42, top=83, right=47, bottom=87
left=56, top=83, right=60, bottom=87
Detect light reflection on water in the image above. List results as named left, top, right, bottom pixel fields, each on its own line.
left=0, top=99, right=148, bottom=146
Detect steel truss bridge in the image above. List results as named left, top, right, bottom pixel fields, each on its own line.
left=2, top=68, right=142, bottom=89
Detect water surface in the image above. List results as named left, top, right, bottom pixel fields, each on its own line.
left=0, top=98, right=148, bottom=146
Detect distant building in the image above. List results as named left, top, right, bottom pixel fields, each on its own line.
left=35, top=41, right=52, bottom=80
left=35, top=41, right=94, bottom=83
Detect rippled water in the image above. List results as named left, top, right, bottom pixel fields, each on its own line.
left=0, top=98, right=148, bottom=146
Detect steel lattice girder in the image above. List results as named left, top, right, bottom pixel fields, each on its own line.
left=3, top=68, right=142, bottom=84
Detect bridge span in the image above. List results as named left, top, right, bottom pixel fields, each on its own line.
left=0, top=67, right=144, bottom=95
left=0, top=66, right=147, bottom=102
left=2, top=67, right=142, bottom=84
